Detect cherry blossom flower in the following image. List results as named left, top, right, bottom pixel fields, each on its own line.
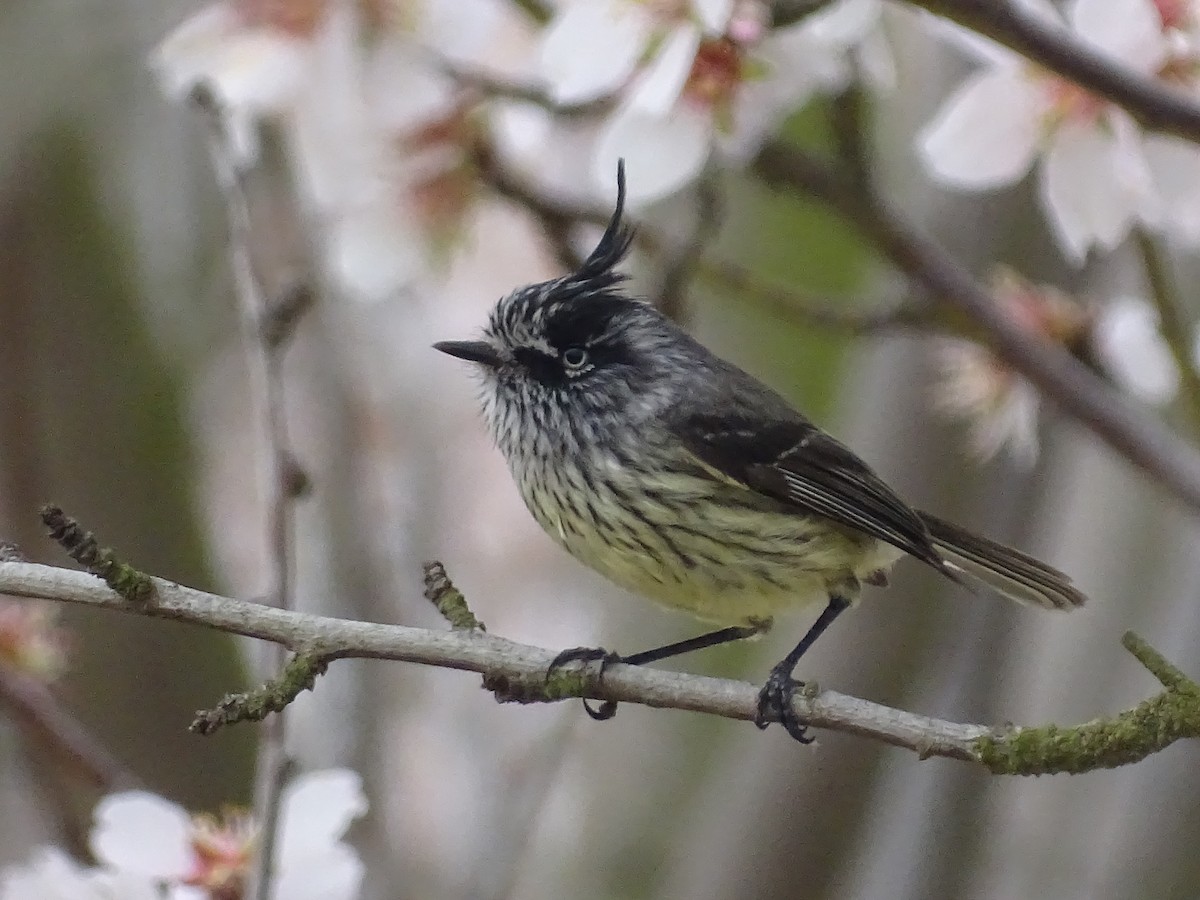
left=537, top=0, right=885, bottom=205
left=919, top=0, right=1168, bottom=262
left=931, top=270, right=1088, bottom=463
left=154, top=0, right=501, bottom=300
left=0, top=601, right=70, bottom=681
left=153, top=0, right=330, bottom=163
left=90, top=768, right=367, bottom=900
left=0, top=847, right=160, bottom=900
left=537, top=0, right=736, bottom=106
left=1090, top=296, right=1179, bottom=403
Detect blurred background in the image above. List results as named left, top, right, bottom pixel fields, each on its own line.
left=1, top=0, right=1199, bottom=898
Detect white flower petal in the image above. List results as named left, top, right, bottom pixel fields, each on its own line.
left=1039, top=114, right=1155, bottom=261
left=919, top=68, right=1044, bottom=189
left=1070, top=0, right=1167, bottom=73
left=328, top=206, right=423, bottom=301
left=693, top=0, right=734, bottom=34
left=917, top=11, right=1021, bottom=67
left=538, top=1, right=652, bottom=104
left=1143, top=134, right=1200, bottom=245
left=153, top=5, right=309, bottom=113
left=1, top=848, right=96, bottom=900
left=594, top=105, right=712, bottom=206
left=366, top=37, right=456, bottom=131
left=277, top=769, right=369, bottom=865
left=90, top=792, right=193, bottom=881
left=88, top=870, right=168, bottom=900
left=271, top=846, right=364, bottom=900
left=412, top=0, right=503, bottom=63
left=1092, top=297, right=1179, bottom=403
left=933, top=341, right=1040, bottom=464
left=629, top=23, right=702, bottom=115
left=855, top=27, right=896, bottom=92
left=802, top=0, right=881, bottom=47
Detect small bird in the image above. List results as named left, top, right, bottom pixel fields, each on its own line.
left=435, top=163, right=1086, bottom=742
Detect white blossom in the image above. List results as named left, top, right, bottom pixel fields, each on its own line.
left=581, top=0, right=886, bottom=205
left=0, top=847, right=160, bottom=900
left=1091, top=296, right=1179, bottom=403
left=919, top=0, right=1167, bottom=261
left=154, top=0, right=498, bottom=301
left=90, top=768, right=368, bottom=900
left=933, top=340, right=1042, bottom=465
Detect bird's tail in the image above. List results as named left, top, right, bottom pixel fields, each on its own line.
left=917, top=511, right=1086, bottom=611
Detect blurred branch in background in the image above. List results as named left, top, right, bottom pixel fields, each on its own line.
left=2, top=557, right=1197, bottom=777
left=751, top=140, right=1200, bottom=513
left=904, top=0, right=1200, bottom=143
left=192, top=90, right=317, bottom=900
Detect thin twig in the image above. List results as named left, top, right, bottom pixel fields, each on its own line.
left=654, top=173, right=725, bottom=323
left=829, top=80, right=871, bottom=192
left=3, top=560, right=1198, bottom=776
left=752, top=139, right=1200, bottom=515
left=1134, top=228, right=1200, bottom=437
left=194, top=98, right=309, bottom=900
left=908, top=0, right=1200, bottom=144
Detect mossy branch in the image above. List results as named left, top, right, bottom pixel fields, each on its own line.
left=190, top=651, right=330, bottom=735
left=40, top=505, right=154, bottom=604
left=972, top=632, right=1200, bottom=775
left=2, top=558, right=1196, bottom=775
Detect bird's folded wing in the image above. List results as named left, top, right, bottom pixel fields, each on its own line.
left=672, top=414, right=948, bottom=572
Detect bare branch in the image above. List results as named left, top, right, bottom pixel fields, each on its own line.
left=1134, top=229, right=1200, bottom=437
left=654, top=173, right=725, bottom=323
left=193, top=96, right=314, bottom=900
left=907, top=0, right=1200, bottom=144
left=752, top=139, right=1200, bottom=516
left=4, top=560, right=1197, bottom=776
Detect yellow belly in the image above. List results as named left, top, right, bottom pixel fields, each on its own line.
left=521, top=467, right=904, bottom=627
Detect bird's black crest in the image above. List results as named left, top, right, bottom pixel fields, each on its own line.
left=564, top=159, right=635, bottom=298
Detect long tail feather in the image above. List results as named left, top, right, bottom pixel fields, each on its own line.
left=918, top=511, right=1086, bottom=611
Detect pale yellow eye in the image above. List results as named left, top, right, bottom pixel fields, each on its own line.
left=563, top=347, right=589, bottom=369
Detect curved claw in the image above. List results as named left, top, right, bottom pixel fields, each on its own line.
left=582, top=698, right=619, bottom=720
left=755, top=671, right=814, bottom=745
left=547, top=646, right=623, bottom=723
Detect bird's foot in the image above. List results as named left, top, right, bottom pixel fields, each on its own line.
left=754, top=667, right=814, bottom=744
left=546, top=646, right=623, bottom=721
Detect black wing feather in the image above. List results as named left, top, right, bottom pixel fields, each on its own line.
left=673, top=414, right=950, bottom=573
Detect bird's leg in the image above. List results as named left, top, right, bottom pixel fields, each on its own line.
left=755, top=594, right=851, bottom=743
left=548, top=624, right=765, bottom=721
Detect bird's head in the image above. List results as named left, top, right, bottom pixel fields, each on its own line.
left=435, top=163, right=688, bottom=443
